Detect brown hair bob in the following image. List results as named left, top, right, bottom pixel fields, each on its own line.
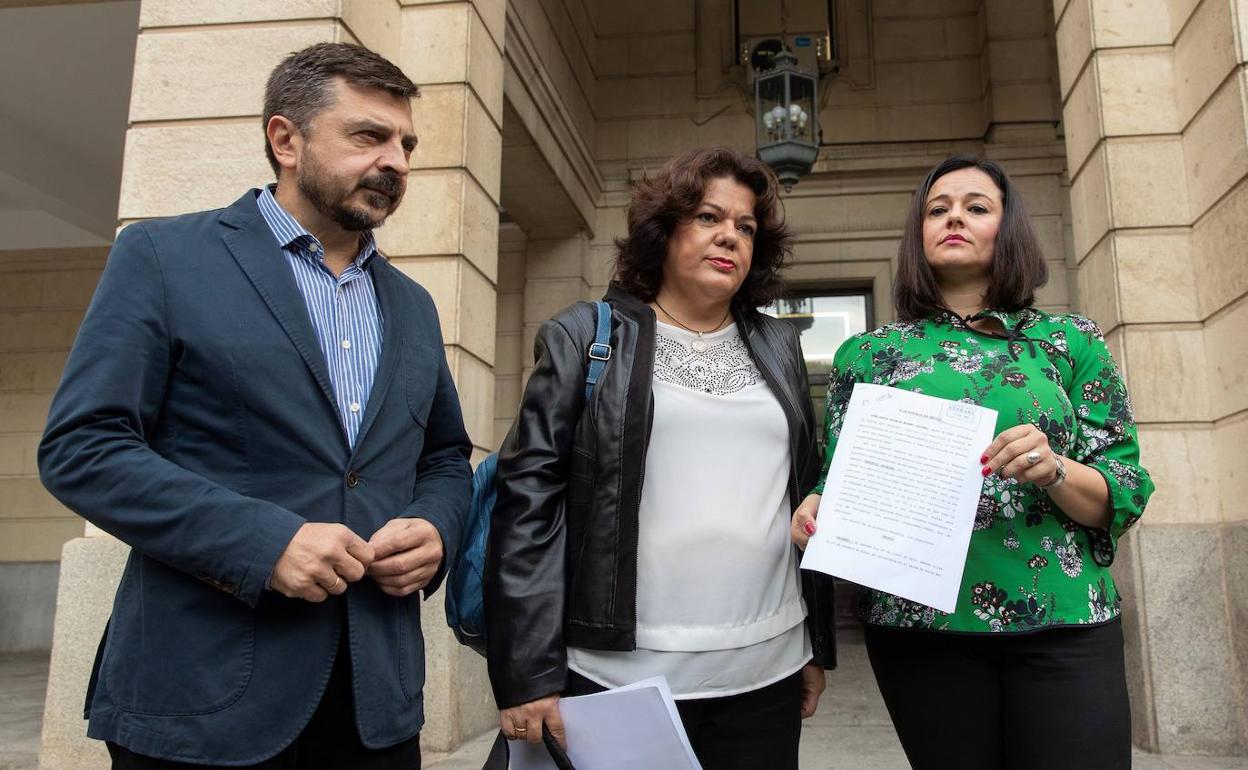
left=894, top=155, right=1048, bottom=322
left=613, top=146, right=793, bottom=310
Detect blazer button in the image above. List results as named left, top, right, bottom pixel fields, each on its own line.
left=345, top=470, right=360, bottom=488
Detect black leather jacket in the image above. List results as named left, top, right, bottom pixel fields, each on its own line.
left=485, top=285, right=836, bottom=708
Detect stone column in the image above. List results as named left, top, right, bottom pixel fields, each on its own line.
left=1054, top=0, right=1248, bottom=755
left=387, top=0, right=506, bottom=753
left=39, top=1, right=502, bottom=765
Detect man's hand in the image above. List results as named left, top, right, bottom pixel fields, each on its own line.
left=500, top=694, right=565, bottom=748
left=366, top=518, right=444, bottom=597
left=271, top=523, right=375, bottom=602
left=800, top=662, right=826, bottom=718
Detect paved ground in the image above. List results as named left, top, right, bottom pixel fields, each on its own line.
left=3, top=638, right=1245, bottom=770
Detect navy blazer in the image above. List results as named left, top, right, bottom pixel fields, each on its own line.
left=39, top=191, right=472, bottom=764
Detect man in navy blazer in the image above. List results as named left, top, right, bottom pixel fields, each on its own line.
left=39, top=43, right=472, bottom=769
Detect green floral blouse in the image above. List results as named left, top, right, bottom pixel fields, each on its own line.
left=814, top=308, right=1154, bottom=633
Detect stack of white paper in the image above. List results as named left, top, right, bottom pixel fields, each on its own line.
left=508, top=676, right=702, bottom=770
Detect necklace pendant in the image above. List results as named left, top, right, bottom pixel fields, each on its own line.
left=691, top=336, right=709, bottom=353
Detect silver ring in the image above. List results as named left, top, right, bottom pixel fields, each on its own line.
left=1025, top=451, right=1041, bottom=465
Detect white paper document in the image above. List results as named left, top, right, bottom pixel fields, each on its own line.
left=508, top=676, right=702, bottom=770
left=800, top=383, right=997, bottom=612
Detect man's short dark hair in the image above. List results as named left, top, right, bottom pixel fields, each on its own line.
left=262, top=42, right=419, bottom=177
left=613, top=146, right=793, bottom=310
left=894, top=155, right=1048, bottom=322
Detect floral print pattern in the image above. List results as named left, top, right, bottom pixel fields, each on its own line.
left=814, top=309, right=1154, bottom=633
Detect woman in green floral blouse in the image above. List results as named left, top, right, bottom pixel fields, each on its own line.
left=792, top=156, right=1153, bottom=769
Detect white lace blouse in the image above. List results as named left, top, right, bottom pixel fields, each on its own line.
left=567, top=321, right=810, bottom=699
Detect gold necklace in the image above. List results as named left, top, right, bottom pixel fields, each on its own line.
left=653, top=299, right=731, bottom=352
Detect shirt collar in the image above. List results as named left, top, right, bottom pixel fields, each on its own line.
left=255, top=185, right=378, bottom=269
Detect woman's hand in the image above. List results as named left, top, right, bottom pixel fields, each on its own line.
left=791, top=493, right=822, bottom=549
left=800, top=662, right=826, bottom=718
left=981, top=425, right=1061, bottom=487
left=500, top=694, right=565, bottom=748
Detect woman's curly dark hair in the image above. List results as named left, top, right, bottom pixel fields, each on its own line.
left=613, top=146, right=793, bottom=310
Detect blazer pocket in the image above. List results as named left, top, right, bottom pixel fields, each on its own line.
left=104, top=560, right=255, bottom=716
left=403, top=341, right=436, bottom=428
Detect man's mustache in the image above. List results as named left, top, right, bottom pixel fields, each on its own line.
left=360, top=173, right=402, bottom=199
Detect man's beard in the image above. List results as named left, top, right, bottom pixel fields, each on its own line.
left=297, top=151, right=402, bottom=232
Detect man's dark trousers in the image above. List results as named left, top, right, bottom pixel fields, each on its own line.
left=39, top=190, right=472, bottom=766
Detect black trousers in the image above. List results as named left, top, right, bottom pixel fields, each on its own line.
left=864, top=621, right=1131, bottom=770
left=566, top=668, right=802, bottom=770
left=108, top=636, right=420, bottom=770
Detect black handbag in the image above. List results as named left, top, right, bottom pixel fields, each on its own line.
left=481, top=724, right=576, bottom=770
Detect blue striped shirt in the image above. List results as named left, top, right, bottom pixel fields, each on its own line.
left=255, top=186, right=383, bottom=448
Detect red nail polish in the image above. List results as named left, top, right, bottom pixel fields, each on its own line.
left=981, top=465, right=991, bottom=477
left=804, top=522, right=816, bottom=536
left=979, top=454, right=989, bottom=464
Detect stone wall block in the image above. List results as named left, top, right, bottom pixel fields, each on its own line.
left=495, top=292, right=523, bottom=333
left=1174, top=0, right=1237, bottom=125
left=399, top=5, right=471, bottom=91
left=988, top=38, right=1053, bottom=83
left=340, top=0, right=402, bottom=60
left=1203, top=298, right=1248, bottom=420
left=1113, top=230, right=1199, bottom=323
left=1091, top=0, right=1172, bottom=47
left=1062, top=62, right=1103, bottom=174
left=874, top=17, right=952, bottom=62
left=1138, top=525, right=1246, bottom=755
left=130, top=23, right=343, bottom=123
left=990, top=82, right=1059, bottom=122
left=1137, top=425, right=1221, bottom=524
left=1122, top=326, right=1210, bottom=422
left=1057, top=0, right=1094, bottom=98
left=410, top=84, right=469, bottom=171
left=1214, top=417, right=1248, bottom=522
left=376, top=171, right=464, bottom=255
left=464, top=88, right=503, bottom=200
left=388, top=256, right=496, bottom=363
left=985, top=0, right=1048, bottom=38
left=1191, top=174, right=1248, bottom=317
left=460, top=177, right=500, bottom=282
left=1097, top=49, right=1179, bottom=136
left=445, top=346, right=496, bottom=451
left=465, top=7, right=505, bottom=124
left=525, top=237, right=585, bottom=279
left=1105, top=137, right=1189, bottom=228
left=139, top=0, right=337, bottom=28
left=118, top=124, right=272, bottom=220
left=1068, top=143, right=1111, bottom=260
left=1182, top=73, right=1248, bottom=220
left=523, top=278, right=585, bottom=324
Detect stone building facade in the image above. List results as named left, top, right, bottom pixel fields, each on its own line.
left=0, top=0, right=1244, bottom=765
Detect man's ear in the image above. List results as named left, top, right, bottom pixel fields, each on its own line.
left=266, top=115, right=301, bottom=174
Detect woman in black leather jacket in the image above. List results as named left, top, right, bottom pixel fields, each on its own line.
left=485, top=146, right=836, bottom=769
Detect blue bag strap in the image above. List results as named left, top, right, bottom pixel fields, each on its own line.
left=584, top=300, right=612, bottom=402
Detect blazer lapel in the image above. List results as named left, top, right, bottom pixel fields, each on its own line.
left=219, top=193, right=341, bottom=423
left=352, top=257, right=406, bottom=451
